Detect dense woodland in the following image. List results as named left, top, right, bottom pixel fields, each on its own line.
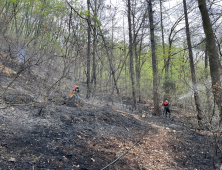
left=0, top=0, right=222, bottom=169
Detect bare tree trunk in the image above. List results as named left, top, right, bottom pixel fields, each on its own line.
left=91, top=0, right=97, bottom=90
left=132, top=2, right=140, bottom=103
left=160, top=0, right=168, bottom=100
left=183, top=0, right=203, bottom=127
left=137, top=37, right=143, bottom=103
left=205, top=43, right=211, bottom=117
left=123, top=15, right=127, bottom=96
left=160, top=0, right=165, bottom=74
left=86, top=0, right=91, bottom=99
left=198, top=0, right=222, bottom=127
left=148, top=0, right=160, bottom=115
left=127, top=0, right=137, bottom=110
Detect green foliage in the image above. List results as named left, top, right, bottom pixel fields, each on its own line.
left=162, top=77, right=176, bottom=94
left=0, top=0, right=209, bottom=104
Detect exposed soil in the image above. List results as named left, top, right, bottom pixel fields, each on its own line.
left=0, top=53, right=222, bottom=170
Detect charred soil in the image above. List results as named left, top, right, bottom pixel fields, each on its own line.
left=0, top=54, right=221, bottom=170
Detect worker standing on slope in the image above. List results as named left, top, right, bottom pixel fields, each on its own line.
left=73, top=83, right=80, bottom=100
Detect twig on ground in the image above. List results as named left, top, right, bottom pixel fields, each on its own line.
left=100, top=129, right=149, bottom=170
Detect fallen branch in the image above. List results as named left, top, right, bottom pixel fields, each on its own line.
left=100, top=129, right=149, bottom=170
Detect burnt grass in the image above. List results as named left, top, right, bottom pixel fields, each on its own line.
left=0, top=58, right=222, bottom=169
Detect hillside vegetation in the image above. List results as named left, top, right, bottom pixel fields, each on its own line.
left=0, top=51, right=221, bottom=170
left=1, top=0, right=222, bottom=169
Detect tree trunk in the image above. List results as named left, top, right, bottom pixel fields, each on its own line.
left=183, top=0, right=203, bottom=127
left=160, top=0, right=166, bottom=74
left=137, top=37, right=143, bottom=103
left=123, top=16, right=127, bottom=96
left=86, top=0, right=91, bottom=99
left=132, top=2, right=141, bottom=103
left=91, top=0, right=97, bottom=90
left=205, top=43, right=211, bottom=120
left=198, top=0, right=222, bottom=127
left=127, top=0, right=137, bottom=110
left=148, top=0, right=160, bottom=115
left=160, top=0, right=169, bottom=100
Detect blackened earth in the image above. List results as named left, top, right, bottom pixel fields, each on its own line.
left=0, top=56, right=221, bottom=169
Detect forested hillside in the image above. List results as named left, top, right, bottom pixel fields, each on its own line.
left=0, top=0, right=222, bottom=169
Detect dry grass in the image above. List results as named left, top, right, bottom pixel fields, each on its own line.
left=0, top=62, right=17, bottom=76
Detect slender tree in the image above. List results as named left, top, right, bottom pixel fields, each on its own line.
left=198, top=0, right=222, bottom=127
left=91, top=0, right=98, bottom=90
left=86, top=0, right=91, bottom=99
left=183, top=0, right=203, bottom=127
left=127, top=0, right=137, bottom=110
left=132, top=0, right=140, bottom=103
left=148, top=0, right=160, bottom=115
left=160, top=0, right=168, bottom=99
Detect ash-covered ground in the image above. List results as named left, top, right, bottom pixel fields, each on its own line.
left=0, top=53, right=221, bottom=170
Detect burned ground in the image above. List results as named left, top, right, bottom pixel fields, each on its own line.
left=0, top=54, right=221, bottom=170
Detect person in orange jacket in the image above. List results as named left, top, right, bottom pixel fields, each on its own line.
left=73, top=83, right=80, bottom=100
left=163, top=99, right=171, bottom=118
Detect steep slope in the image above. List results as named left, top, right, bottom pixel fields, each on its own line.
left=0, top=52, right=221, bottom=170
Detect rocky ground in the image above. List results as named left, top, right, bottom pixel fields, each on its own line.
left=0, top=53, right=221, bottom=170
